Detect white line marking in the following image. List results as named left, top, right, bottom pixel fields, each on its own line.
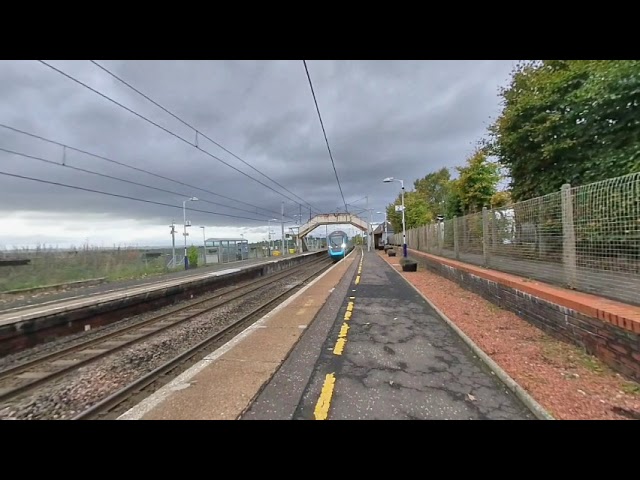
left=118, top=251, right=354, bottom=420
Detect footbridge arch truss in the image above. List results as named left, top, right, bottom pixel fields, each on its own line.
left=298, top=213, right=370, bottom=238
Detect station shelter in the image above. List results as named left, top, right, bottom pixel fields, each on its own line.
left=204, top=238, right=249, bottom=264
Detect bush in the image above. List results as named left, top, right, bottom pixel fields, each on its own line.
left=188, top=245, right=199, bottom=268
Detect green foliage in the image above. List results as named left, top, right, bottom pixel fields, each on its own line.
left=444, top=180, right=464, bottom=218
left=404, top=191, right=432, bottom=228
left=385, top=151, right=501, bottom=232
left=386, top=168, right=455, bottom=232
left=454, top=148, right=501, bottom=214
left=0, top=245, right=167, bottom=292
left=386, top=202, right=402, bottom=234
left=187, top=245, right=199, bottom=268
left=413, top=168, right=452, bottom=217
left=382, top=60, right=639, bottom=261
left=490, top=190, right=512, bottom=208
left=489, top=60, right=640, bottom=201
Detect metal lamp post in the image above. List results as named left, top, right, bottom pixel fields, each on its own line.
left=383, top=177, right=406, bottom=257
left=183, top=196, right=198, bottom=269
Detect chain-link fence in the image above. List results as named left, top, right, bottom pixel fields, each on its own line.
left=391, top=172, right=640, bottom=306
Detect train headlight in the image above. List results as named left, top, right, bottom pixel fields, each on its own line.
left=341, top=243, right=346, bottom=248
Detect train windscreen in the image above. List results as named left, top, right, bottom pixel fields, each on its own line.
left=328, top=232, right=347, bottom=247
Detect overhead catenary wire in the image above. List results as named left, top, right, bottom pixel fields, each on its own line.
left=37, top=60, right=317, bottom=217
left=0, top=169, right=271, bottom=223
left=302, top=60, right=348, bottom=214
left=88, top=60, right=322, bottom=215
left=345, top=195, right=369, bottom=207
left=0, top=145, right=275, bottom=222
left=0, top=123, right=285, bottom=220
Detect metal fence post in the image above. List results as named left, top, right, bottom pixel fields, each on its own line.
left=561, top=183, right=577, bottom=288
left=482, top=207, right=490, bottom=267
left=537, top=201, right=544, bottom=260
left=492, top=209, right=498, bottom=250
left=422, top=225, right=427, bottom=252
left=453, top=216, right=460, bottom=260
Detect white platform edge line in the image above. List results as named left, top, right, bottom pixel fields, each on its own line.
left=117, top=249, right=356, bottom=420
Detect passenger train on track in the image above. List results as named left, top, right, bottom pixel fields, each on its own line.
left=327, top=230, right=354, bottom=262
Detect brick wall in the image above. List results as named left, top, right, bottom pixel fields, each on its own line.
left=411, top=252, right=640, bottom=382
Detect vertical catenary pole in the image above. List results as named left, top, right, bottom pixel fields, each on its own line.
left=281, top=201, right=286, bottom=256
left=183, top=201, right=188, bottom=270
left=170, top=220, right=176, bottom=268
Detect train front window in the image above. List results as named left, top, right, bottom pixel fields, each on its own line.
left=329, top=236, right=344, bottom=247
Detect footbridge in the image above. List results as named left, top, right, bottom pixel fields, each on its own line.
left=298, top=213, right=369, bottom=238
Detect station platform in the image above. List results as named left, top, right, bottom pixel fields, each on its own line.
left=0, top=252, right=313, bottom=314
left=120, top=248, right=538, bottom=420
left=0, top=251, right=322, bottom=355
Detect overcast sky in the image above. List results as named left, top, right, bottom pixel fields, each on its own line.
left=0, top=60, right=516, bottom=248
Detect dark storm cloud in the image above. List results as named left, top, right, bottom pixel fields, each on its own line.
left=0, top=60, right=515, bottom=230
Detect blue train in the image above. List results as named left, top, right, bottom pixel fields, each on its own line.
left=327, top=230, right=354, bottom=261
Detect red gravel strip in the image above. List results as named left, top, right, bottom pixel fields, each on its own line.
left=378, top=251, right=640, bottom=420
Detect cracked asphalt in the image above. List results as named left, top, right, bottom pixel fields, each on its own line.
left=292, top=250, right=535, bottom=420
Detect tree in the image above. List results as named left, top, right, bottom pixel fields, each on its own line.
left=385, top=190, right=431, bottom=233
left=444, top=180, right=464, bottom=218
left=187, top=245, right=199, bottom=268
left=490, top=190, right=512, bottom=208
left=413, top=168, right=452, bottom=218
left=386, top=202, right=402, bottom=235
left=455, top=148, right=501, bottom=214
left=489, top=60, right=640, bottom=201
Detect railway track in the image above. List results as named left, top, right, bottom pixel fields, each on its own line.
left=75, top=256, right=333, bottom=419
left=0, top=256, right=329, bottom=408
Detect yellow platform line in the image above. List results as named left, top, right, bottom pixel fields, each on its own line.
left=314, top=373, right=336, bottom=420
left=333, top=337, right=346, bottom=355
left=315, top=252, right=363, bottom=419
left=338, top=322, right=350, bottom=338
